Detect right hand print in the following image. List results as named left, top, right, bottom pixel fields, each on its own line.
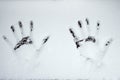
left=69, top=18, right=113, bottom=66
left=2, top=21, right=50, bottom=62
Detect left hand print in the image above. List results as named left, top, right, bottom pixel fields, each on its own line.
left=2, top=21, right=50, bottom=62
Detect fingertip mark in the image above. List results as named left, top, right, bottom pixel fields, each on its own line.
left=105, top=38, right=113, bottom=46
left=69, top=28, right=76, bottom=38
left=43, top=36, right=50, bottom=44
left=30, top=21, right=33, bottom=31
left=30, top=21, right=33, bottom=26
left=69, top=28, right=73, bottom=33
left=18, top=21, right=22, bottom=28
left=97, top=22, right=100, bottom=30
left=11, top=25, right=15, bottom=32
left=97, top=22, right=100, bottom=26
left=85, top=18, right=89, bottom=25
left=78, top=20, right=82, bottom=28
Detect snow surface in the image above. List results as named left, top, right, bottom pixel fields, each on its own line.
left=0, top=0, right=120, bottom=79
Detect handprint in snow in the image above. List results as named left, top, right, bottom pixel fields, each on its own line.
left=69, top=18, right=113, bottom=66
left=2, top=21, right=50, bottom=62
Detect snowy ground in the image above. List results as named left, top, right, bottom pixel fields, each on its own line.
left=0, top=0, right=120, bottom=79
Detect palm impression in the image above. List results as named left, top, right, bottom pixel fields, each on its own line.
left=69, top=18, right=113, bottom=66
left=2, top=21, right=50, bottom=62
